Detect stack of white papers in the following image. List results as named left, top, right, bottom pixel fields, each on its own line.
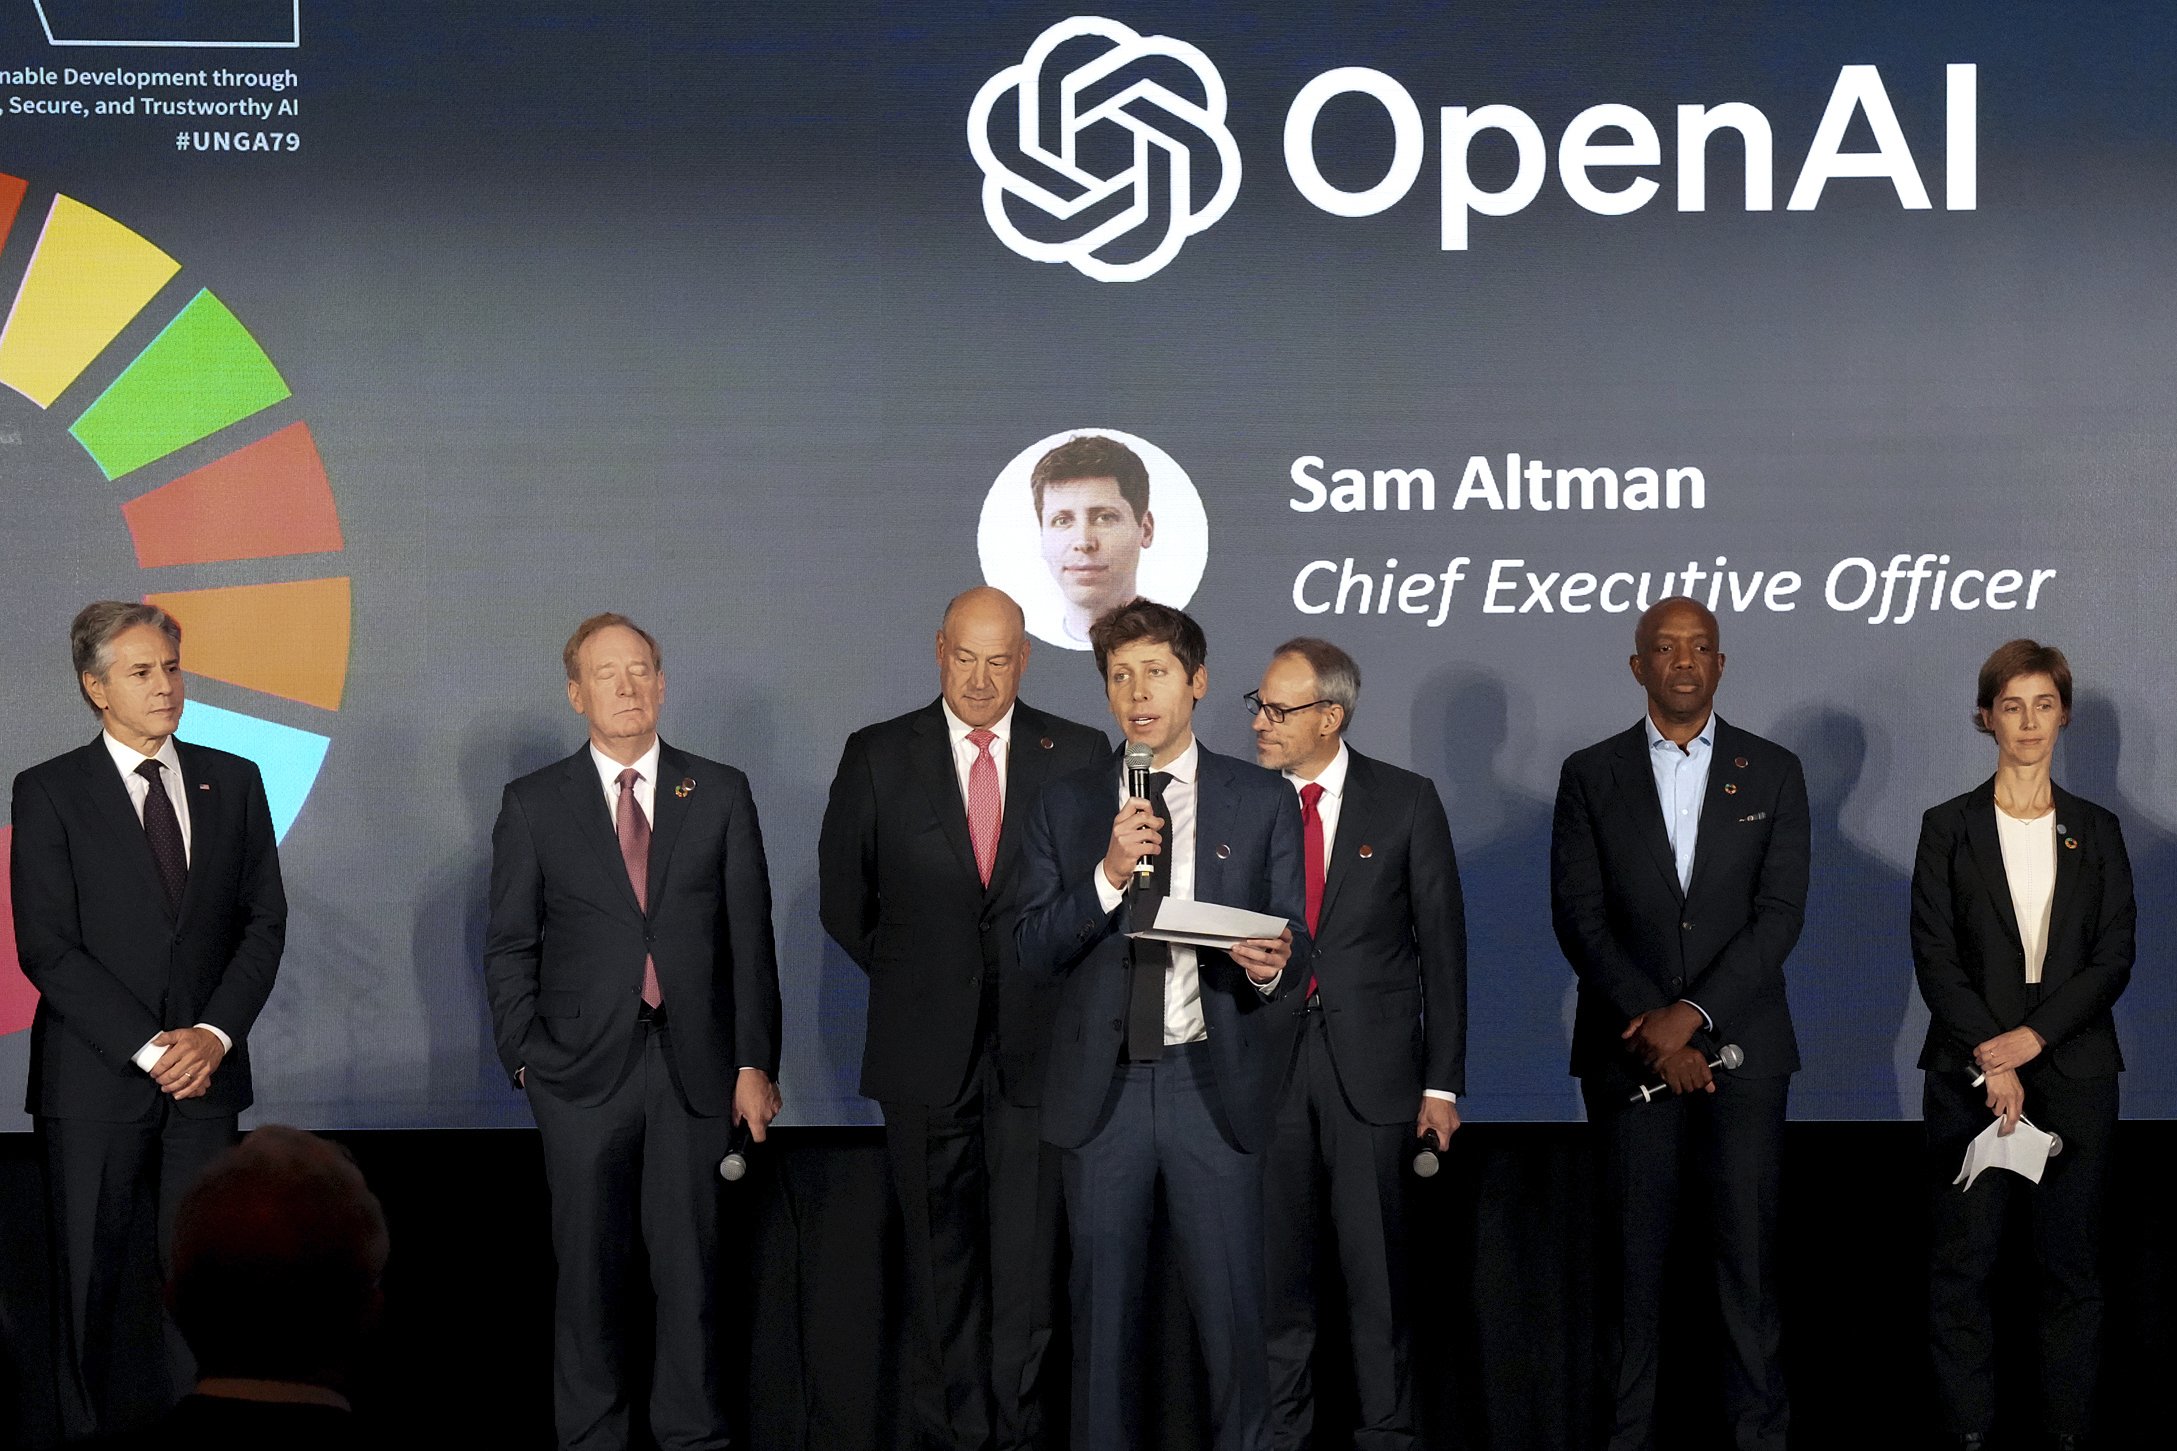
left=1125, top=898, right=1288, bottom=949
left=1953, top=1115, right=2058, bottom=1192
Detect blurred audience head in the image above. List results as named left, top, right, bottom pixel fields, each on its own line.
left=168, top=1125, right=389, bottom=1389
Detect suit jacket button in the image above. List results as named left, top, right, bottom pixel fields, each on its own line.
left=1111, top=1018, right=1123, bottom=1032
left=1681, top=921, right=1693, bottom=931
left=1216, top=844, right=1231, bottom=859
left=1672, top=977, right=1684, bottom=991
left=980, top=920, right=992, bottom=933
left=968, top=975, right=981, bottom=987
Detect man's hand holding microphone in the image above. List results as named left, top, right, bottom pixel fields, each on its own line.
left=1102, top=789, right=1290, bottom=984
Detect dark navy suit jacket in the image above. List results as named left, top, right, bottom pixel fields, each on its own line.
left=818, top=698, right=1107, bottom=1107
left=12, top=738, right=286, bottom=1122
left=484, top=742, right=781, bottom=1115
left=1551, top=717, right=1808, bottom=1084
left=1911, top=778, right=2133, bottom=1079
left=1015, top=741, right=1310, bottom=1152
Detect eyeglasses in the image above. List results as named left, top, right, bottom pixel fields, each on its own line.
left=1243, top=691, right=1337, bottom=725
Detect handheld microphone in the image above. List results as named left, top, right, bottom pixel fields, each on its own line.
left=1629, top=1043, right=1744, bottom=1103
left=1412, top=1128, right=1443, bottom=1178
left=1124, top=743, right=1156, bottom=886
left=717, top=1121, right=755, bottom=1182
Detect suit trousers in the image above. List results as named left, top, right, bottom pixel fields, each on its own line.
left=39, top=1101, right=236, bottom=1441
left=1263, top=1010, right=1416, bottom=1451
left=528, top=1019, right=735, bottom=1451
left=1062, top=1040, right=1270, bottom=1451
left=1582, top=1073, right=1789, bottom=1451
left=1924, top=1064, right=2118, bottom=1438
left=882, top=1043, right=1063, bottom=1451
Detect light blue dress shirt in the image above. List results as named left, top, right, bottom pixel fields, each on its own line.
left=1644, top=711, right=1715, bottom=1029
left=1645, top=712, right=1713, bottom=894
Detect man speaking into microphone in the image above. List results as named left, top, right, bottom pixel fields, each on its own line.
left=1016, top=598, right=1308, bottom=1451
left=1550, top=597, right=1807, bottom=1451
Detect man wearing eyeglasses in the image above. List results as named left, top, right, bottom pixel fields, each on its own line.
left=1248, top=638, right=1466, bottom=1451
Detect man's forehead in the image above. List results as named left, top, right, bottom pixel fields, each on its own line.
left=582, top=628, right=654, bottom=667
left=1107, top=641, right=1178, bottom=669
left=1639, top=612, right=1717, bottom=647
left=1041, top=476, right=1126, bottom=509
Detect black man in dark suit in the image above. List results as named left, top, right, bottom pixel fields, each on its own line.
left=1551, top=597, right=1808, bottom=1451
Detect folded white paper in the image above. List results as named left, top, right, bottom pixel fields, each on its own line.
left=1954, top=1114, right=2056, bottom=1191
left=1126, top=897, right=1288, bottom=949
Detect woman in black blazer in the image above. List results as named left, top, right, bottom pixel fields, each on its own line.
left=1910, top=639, right=2134, bottom=1451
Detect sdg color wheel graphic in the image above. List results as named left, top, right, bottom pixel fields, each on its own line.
left=0, top=175, right=348, bottom=1036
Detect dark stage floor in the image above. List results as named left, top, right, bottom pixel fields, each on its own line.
left=1, top=1122, right=2169, bottom=1450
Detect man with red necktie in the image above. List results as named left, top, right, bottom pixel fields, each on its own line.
left=486, top=613, right=782, bottom=1451
left=1250, top=638, right=1467, bottom=1451
left=820, top=586, right=1106, bottom=1451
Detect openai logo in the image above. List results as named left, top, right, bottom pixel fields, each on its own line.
left=968, top=16, right=1241, bottom=283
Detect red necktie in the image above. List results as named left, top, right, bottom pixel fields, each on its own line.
left=616, top=768, right=662, bottom=1008
left=966, top=729, right=1001, bottom=887
left=1301, top=781, right=1325, bottom=997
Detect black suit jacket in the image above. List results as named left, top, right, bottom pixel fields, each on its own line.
left=1911, top=779, right=2132, bottom=1079
left=1294, top=747, right=1467, bottom=1120
left=1551, top=717, right=1808, bottom=1083
left=1016, top=742, right=1310, bottom=1152
left=484, top=742, right=782, bottom=1115
left=818, top=698, right=1107, bottom=1106
left=12, top=738, right=286, bottom=1122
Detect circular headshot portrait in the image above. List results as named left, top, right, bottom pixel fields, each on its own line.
left=977, top=428, right=1210, bottom=651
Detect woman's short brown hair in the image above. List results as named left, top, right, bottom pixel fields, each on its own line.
left=1974, top=639, right=2071, bottom=734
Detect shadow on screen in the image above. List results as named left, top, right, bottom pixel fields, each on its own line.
left=2062, top=693, right=2176, bottom=1117
left=1769, top=706, right=1913, bottom=1120
left=689, top=676, right=872, bottom=1128
left=412, top=710, right=566, bottom=1122
left=1409, top=667, right=1581, bottom=1121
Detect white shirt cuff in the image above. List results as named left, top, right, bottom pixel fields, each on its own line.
left=1093, top=869, right=1126, bottom=915
left=1680, top=999, right=1714, bottom=1033
left=133, top=1023, right=232, bottom=1073
left=1250, top=968, right=1282, bottom=998
left=1424, top=1089, right=1457, bottom=1103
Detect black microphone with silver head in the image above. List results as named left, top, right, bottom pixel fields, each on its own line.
left=1412, top=1128, right=1443, bottom=1178
left=1124, top=743, right=1156, bottom=885
left=1629, top=1043, right=1744, bottom=1103
left=718, top=1121, right=754, bottom=1182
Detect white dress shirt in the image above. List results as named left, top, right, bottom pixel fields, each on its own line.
left=591, top=738, right=661, bottom=824
left=1284, top=742, right=1454, bottom=1103
left=1643, top=712, right=1716, bottom=1032
left=1094, top=739, right=1208, bottom=1043
left=940, top=699, right=1012, bottom=812
left=1995, top=807, right=2058, bottom=985
left=110, top=732, right=232, bottom=1071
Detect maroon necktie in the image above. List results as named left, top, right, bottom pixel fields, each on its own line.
left=137, top=759, right=187, bottom=914
left=966, top=729, right=1001, bottom=886
left=616, top=768, right=661, bottom=1008
left=1300, top=781, right=1325, bottom=997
